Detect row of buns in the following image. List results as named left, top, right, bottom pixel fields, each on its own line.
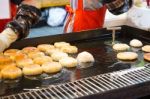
left=0, top=42, right=95, bottom=81
left=113, top=39, right=150, bottom=52
left=112, top=39, right=150, bottom=61
left=0, top=42, right=77, bottom=80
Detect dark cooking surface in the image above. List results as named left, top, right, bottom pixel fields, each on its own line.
left=0, top=37, right=149, bottom=97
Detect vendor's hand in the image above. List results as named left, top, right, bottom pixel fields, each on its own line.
left=0, top=28, right=18, bottom=52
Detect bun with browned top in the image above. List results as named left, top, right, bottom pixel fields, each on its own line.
left=37, top=44, right=55, bottom=52
left=23, top=64, right=43, bottom=76
left=1, top=66, right=22, bottom=80
left=22, top=47, right=39, bottom=54
left=33, top=56, right=53, bottom=65
left=117, top=52, right=138, bottom=61
left=42, top=62, right=62, bottom=74
left=144, top=53, right=150, bottom=62
left=59, top=57, right=77, bottom=68
left=16, top=58, right=33, bottom=68
left=113, top=43, right=130, bottom=51
left=142, top=45, right=150, bottom=53
left=60, top=45, right=78, bottom=54
left=54, top=42, right=70, bottom=48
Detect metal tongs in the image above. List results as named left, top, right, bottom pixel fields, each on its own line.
left=107, top=27, right=121, bottom=45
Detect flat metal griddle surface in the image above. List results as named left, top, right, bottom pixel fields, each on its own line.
left=0, top=26, right=150, bottom=97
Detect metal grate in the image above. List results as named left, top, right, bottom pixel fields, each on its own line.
left=1, top=64, right=150, bottom=99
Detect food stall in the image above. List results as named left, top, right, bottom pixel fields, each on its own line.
left=0, top=25, right=150, bottom=99
left=0, top=1, right=150, bottom=99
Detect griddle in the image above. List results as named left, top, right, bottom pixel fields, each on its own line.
left=0, top=25, right=150, bottom=99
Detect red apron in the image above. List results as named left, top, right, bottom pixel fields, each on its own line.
left=64, top=0, right=106, bottom=33
left=0, top=3, right=17, bottom=32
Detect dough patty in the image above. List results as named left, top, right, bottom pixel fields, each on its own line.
left=113, top=43, right=130, bottom=51
left=142, top=45, right=150, bottom=53
left=117, top=52, right=138, bottom=60
left=144, top=53, right=150, bottom=61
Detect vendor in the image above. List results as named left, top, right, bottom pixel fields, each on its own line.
left=0, top=0, right=133, bottom=52
left=64, top=0, right=133, bottom=33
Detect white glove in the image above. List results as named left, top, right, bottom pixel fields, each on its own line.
left=0, top=28, right=18, bottom=52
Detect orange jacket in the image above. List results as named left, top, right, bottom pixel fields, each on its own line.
left=0, top=3, right=17, bottom=32
left=64, top=0, right=106, bottom=33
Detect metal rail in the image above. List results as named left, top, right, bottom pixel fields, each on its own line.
left=1, top=64, right=150, bottom=99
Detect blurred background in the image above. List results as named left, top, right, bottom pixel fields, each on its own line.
left=28, top=0, right=150, bottom=38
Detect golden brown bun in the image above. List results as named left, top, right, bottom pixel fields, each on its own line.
left=142, top=45, right=150, bottom=53
left=51, top=52, right=68, bottom=61
left=42, top=62, right=62, bottom=74
left=59, top=57, right=77, bottom=68
left=1, top=66, right=22, bottom=80
left=0, top=64, right=7, bottom=71
left=23, top=64, right=43, bottom=76
left=4, top=49, right=21, bottom=57
left=12, top=53, right=28, bottom=61
left=54, top=42, right=70, bottom=48
left=113, top=43, right=130, bottom=51
left=6, top=52, right=28, bottom=61
left=37, top=44, right=55, bottom=52
left=4, top=49, right=26, bottom=61
left=22, top=47, right=39, bottom=54
left=33, top=56, right=53, bottom=65
left=60, top=45, right=78, bottom=54
left=0, top=62, right=16, bottom=71
left=144, top=53, right=150, bottom=61
left=0, top=56, right=13, bottom=65
left=28, top=51, right=45, bottom=59
left=117, top=52, right=138, bottom=61
left=16, top=58, right=33, bottom=68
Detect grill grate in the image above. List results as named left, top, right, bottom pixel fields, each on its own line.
left=1, top=64, right=150, bottom=99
